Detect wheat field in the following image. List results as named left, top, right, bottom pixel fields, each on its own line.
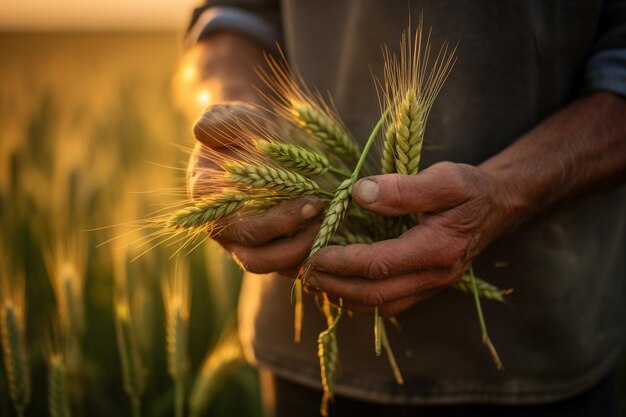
left=0, top=32, right=261, bottom=417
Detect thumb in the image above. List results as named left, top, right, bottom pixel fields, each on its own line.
left=352, top=162, right=473, bottom=216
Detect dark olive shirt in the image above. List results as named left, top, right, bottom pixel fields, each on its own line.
left=190, top=0, right=626, bottom=404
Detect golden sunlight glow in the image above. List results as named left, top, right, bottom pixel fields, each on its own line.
left=0, top=0, right=201, bottom=30
left=197, top=90, right=213, bottom=108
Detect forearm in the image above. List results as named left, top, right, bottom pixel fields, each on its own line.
left=173, top=32, right=265, bottom=120
left=480, top=91, right=626, bottom=230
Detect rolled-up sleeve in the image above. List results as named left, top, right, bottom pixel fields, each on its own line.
left=584, top=0, right=626, bottom=96
left=185, top=0, right=281, bottom=50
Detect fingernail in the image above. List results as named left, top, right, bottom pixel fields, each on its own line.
left=356, top=179, right=379, bottom=204
left=301, top=202, right=320, bottom=219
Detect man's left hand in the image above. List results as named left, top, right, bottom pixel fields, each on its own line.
left=306, top=161, right=516, bottom=315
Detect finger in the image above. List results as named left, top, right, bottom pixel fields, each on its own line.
left=306, top=269, right=456, bottom=307
left=216, top=196, right=324, bottom=246
left=193, top=102, right=267, bottom=148
left=223, top=221, right=320, bottom=274
left=310, top=227, right=467, bottom=279
left=352, top=162, right=476, bottom=216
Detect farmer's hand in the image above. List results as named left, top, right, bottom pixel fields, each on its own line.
left=188, top=102, right=324, bottom=275
left=306, top=162, right=516, bottom=315
left=179, top=32, right=324, bottom=275
left=307, top=92, right=626, bottom=316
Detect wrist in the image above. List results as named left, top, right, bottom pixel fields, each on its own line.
left=479, top=160, right=536, bottom=235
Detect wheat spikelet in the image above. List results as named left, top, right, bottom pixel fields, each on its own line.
left=111, top=245, right=147, bottom=416
left=46, top=242, right=86, bottom=341
left=380, top=18, right=457, bottom=175
left=394, top=89, right=424, bottom=175
left=454, top=274, right=512, bottom=302
left=308, top=178, right=354, bottom=260
left=167, top=194, right=249, bottom=231
left=48, top=354, right=71, bottom=417
left=45, top=236, right=86, bottom=395
left=381, top=123, right=397, bottom=174
left=162, top=261, right=190, bottom=417
left=256, top=50, right=361, bottom=163
left=0, top=258, right=30, bottom=417
left=114, top=296, right=146, bottom=416
left=291, top=105, right=361, bottom=162
left=1, top=304, right=30, bottom=416
left=255, top=139, right=348, bottom=178
left=44, top=320, right=72, bottom=417
left=223, top=161, right=327, bottom=197
left=318, top=299, right=341, bottom=417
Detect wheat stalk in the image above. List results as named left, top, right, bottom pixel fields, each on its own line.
left=468, top=267, right=503, bottom=370
left=380, top=319, right=404, bottom=385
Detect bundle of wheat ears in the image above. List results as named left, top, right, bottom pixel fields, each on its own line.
left=162, top=21, right=510, bottom=416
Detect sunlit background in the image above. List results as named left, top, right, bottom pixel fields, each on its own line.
left=0, top=0, right=200, bottom=30
left=0, top=2, right=262, bottom=417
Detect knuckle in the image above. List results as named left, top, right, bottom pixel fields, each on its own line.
left=230, top=222, right=263, bottom=246
left=433, top=161, right=469, bottom=191
left=361, top=289, right=385, bottom=307
left=365, top=255, right=393, bottom=280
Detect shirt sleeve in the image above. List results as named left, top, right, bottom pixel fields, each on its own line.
left=583, top=0, right=626, bottom=96
left=185, top=0, right=281, bottom=50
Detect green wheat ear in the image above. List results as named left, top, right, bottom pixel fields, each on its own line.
left=255, top=140, right=350, bottom=178
left=318, top=302, right=341, bottom=417
left=48, top=355, right=71, bottom=417
left=308, top=178, right=354, bottom=259
left=167, top=194, right=249, bottom=231
left=394, top=89, right=425, bottom=175
left=1, top=304, right=30, bottom=416
left=292, top=105, right=361, bottom=162
left=454, top=273, right=512, bottom=302
left=222, top=161, right=330, bottom=197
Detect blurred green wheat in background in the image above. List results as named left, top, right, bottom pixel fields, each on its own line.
left=0, top=33, right=261, bottom=417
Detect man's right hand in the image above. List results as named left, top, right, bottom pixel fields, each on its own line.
left=176, top=33, right=325, bottom=276
left=187, top=102, right=325, bottom=276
